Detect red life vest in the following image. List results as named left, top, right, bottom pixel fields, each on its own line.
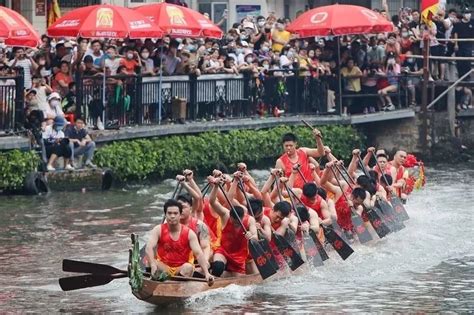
left=218, top=215, right=250, bottom=265
left=301, top=194, right=323, bottom=219
left=279, top=149, right=313, bottom=189
left=334, top=187, right=353, bottom=231
left=157, top=223, right=192, bottom=267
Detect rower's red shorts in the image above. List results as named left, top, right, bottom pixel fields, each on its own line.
left=215, top=247, right=246, bottom=274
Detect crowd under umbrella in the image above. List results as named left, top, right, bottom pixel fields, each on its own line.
left=47, top=4, right=164, bottom=126
left=287, top=4, right=394, bottom=113
left=133, top=2, right=224, bottom=124
left=0, top=6, right=41, bottom=48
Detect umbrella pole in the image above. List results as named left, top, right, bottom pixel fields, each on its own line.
left=337, top=37, right=343, bottom=116
left=103, top=64, right=106, bottom=127
left=158, top=44, right=163, bottom=125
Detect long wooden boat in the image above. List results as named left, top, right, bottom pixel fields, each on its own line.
left=127, top=234, right=264, bottom=306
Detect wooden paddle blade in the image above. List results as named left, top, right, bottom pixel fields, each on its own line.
left=284, top=229, right=301, bottom=256
left=273, top=233, right=305, bottom=271
left=364, top=208, right=391, bottom=239
left=391, top=197, right=410, bottom=221
left=351, top=212, right=373, bottom=244
left=309, top=229, right=329, bottom=261
left=323, top=226, right=354, bottom=260
left=248, top=239, right=277, bottom=280
left=59, top=273, right=127, bottom=291
left=62, top=259, right=126, bottom=275
left=258, top=238, right=279, bottom=271
left=302, top=233, right=324, bottom=267
left=376, top=199, right=406, bottom=231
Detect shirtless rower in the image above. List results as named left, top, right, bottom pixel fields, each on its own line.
left=208, top=176, right=258, bottom=277
left=145, top=199, right=213, bottom=282
left=275, top=130, right=325, bottom=189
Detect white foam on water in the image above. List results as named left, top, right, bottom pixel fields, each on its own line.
left=184, top=283, right=256, bottom=310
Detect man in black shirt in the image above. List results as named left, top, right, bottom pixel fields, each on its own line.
left=65, top=117, right=97, bottom=168
left=453, top=8, right=473, bottom=81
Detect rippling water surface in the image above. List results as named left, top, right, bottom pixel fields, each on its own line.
left=0, top=166, right=473, bottom=313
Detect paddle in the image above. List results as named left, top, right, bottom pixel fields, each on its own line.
left=284, top=187, right=330, bottom=261
left=59, top=273, right=127, bottom=291
left=376, top=197, right=405, bottom=231
left=301, top=119, right=324, bottom=139
left=321, top=224, right=354, bottom=260
left=283, top=183, right=324, bottom=267
left=371, top=152, right=409, bottom=221
left=271, top=232, right=305, bottom=271
left=217, top=184, right=277, bottom=280
left=330, top=166, right=373, bottom=244
left=237, top=179, right=279, bottom=271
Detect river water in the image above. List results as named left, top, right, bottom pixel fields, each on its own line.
left=0, top=166, right=473, bottom=313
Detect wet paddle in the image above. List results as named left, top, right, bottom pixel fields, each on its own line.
left=284, top=187, right=330, bottom=261
left=330, top=166, right=373, bottom=244
left=376, top=197, right=405, bottom=231
left=284, top=183, right=324, bottom=267
left=272, top=232, right=305, bottom=271
left=371, top=152, right=410, bottom=221
left=321, top=225, right=354, bottom=260
left=63, top=259, right=125, bottom=275
left=237, top=179, right=279, bottom=271
left=217, top=184, right=277, bottom=280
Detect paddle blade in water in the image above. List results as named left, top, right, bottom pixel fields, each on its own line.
left=309, top=229, right=329, bottom=261
left=391, top=197, right=410, bottom=221
left=323, top=226, right=354, bottom=260
left=302, top=232, right=324, bottom=267
left=351, top=212, right=373, bottom=244
left=330, top=216, right=349, bottom=244
left=258, top=238, right=279, bottom=271
left=248, top=239, right=277, bottom=280
left=376, top=199, right=406, bottom=231
left=364, top=208, right=391, bottom=239
left=273, top=233, right=305, bottom=271
left=62, top=259, right=126, bottom=275
left=59, top=273, right=127, bottom=291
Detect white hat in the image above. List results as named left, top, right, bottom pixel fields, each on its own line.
left=240, top=40, right=249, bottom=47
left=47, top=92, right=61, bottom=102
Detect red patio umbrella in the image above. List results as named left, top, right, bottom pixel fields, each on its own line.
left=0, top=6, right=40, bottom=47
left=134, top=3, right=223, bottom=39
left=47, top=4, right=163, bottom=39
left=287, top=4, right=393, bottom=37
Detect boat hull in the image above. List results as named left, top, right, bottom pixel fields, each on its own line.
left=132, top=273, right=262, bottom=305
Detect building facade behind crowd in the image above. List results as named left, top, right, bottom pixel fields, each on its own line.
left=0, top=1, right=473, bottom=131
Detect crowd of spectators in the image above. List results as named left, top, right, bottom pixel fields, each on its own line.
left=0, top=2, right=472, bottom=135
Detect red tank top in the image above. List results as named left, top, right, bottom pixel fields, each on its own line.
left=334, top=187, right=353, bottom=231
left=263, top=207, right=281, bottom=230
left=279, top=149, right=313, bottom=189
left=220, top=215, right=250, bottom=263
left=301, top=194, right=323, bottom=219
left=202, top=198, right=220, bottom=247
left=157, top=223, right=191, bottom=267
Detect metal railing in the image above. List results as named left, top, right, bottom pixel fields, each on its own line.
left=0, top=69, right=24, bottom=132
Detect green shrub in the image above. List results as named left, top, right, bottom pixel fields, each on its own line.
left=0, top=150, right=40, bottom=189
left=95, top=125, right=365, bottom=181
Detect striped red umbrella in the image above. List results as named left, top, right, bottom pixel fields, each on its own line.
left=287, top=4, right=393, bottom=37
left=0, top=6, right=40, bottom=47
left=47, top=4, right=163, bottom=39
left=134, top=3, right=223, bottom=39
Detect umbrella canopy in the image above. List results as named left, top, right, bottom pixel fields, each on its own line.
left=134, top=3, right=223, bottom=39
left=47, top=4, right=163, bottom=39
left=0, top=6, right=40, bottom=47
left=287, top=4, right=393, bottom=37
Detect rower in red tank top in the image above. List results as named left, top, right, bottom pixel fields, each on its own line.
left=214, top=214, right=250, bottom=274
left=275, top=132, right=325, bottom=189
left=334, top=187, right=353, bottom=231
left=301, top=194, right=323, bottom=219
left=262, top=202, right=292, bottom=268
left=208, top=178, right=259, bottom=277
left=156, top=223, right=192, bottom=268
left=202, top=197, right=221, bottom=250
left=145, top=199, right=213, bottom=282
